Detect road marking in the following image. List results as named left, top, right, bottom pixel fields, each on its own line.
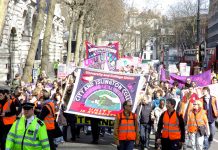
left=214, top=138, right=218, bottom=143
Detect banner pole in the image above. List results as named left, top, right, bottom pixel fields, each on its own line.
left=56, top=75, right=72, bottom=122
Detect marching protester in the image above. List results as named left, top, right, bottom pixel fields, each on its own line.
left=136, top=95, right=153, bottom=149
left=90, top=118, right=100, bottom=144
left=201, top=87, right=218, bottom=149
left=151, top=99, right=166, bottom=149
left=11, top=73, right=21, bottom=92
left=166, top=82, right=181, bottom=111
left=184, top=78, right=192, bottom=89
left=0, top=88, right=18, bottom=150
left=53, top=60, right=59, bottom=78
left=38, top=89, right=56, bottom=150
left=30, top=90, right=42, bottom=117
left=114, top=100, right=139, bottom=150
left=178, top=85, right=199, bottom=150
left=156, top=98, right=185, bottom=150
left=211, top=77, right=218, bottom=84
left=152, top=89, right=164, bottom=109
left=6, top=102, right=50, bottom=150
left=179, top=86, right=198, bottom=123
left=187, top=100, right=210, bottom=150
left=1, top=54, right=218, bottom=150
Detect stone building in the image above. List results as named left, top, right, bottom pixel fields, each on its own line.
left=208, top=0, right=218, bottom=48
left=0, top=0, right=66, bottom=81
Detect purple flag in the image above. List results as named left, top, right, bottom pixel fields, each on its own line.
left=170, top=70, right=211, bottom=87
left=160, top=68, right=166, bottom=81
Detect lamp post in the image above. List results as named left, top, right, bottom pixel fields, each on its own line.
left=164, top=44, right=169, bottom=71
left=196, top=0, right=201, bottom=63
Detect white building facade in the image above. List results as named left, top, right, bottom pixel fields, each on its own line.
left=0, top=0, right=66, bottom=81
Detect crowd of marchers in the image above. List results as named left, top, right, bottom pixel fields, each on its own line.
left=113, top=69, right=218, bottom=150
left=0, top=66, right=218, bottom=150
left=0, top=70, right=92, bottom=150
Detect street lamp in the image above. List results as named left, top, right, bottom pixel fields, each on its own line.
left=196, top=0, right=201, bottom=63
left=164, top=44, right=169, bottom=71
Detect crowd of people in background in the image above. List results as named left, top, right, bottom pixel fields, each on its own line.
left=0, top=64, right=218, bottom=150
left=114, top=65, right=218, bottom=150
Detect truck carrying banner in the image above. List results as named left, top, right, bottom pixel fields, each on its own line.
left=85, top=41, right=119, bottom=71
left=66, top=68, right=144, bottom=120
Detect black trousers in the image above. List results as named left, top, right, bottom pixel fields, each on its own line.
left=161, top=138, right=181, bottom=150
left=90, top=118, right=100, bottom=142
left=1, top=124, right=12, bottom=150
left=48, top=130, right=56, bottom=150
left=64, top=113, right=77, bottom=141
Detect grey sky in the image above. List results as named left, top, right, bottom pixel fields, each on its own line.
left=126, top=0, right=209, bottom=15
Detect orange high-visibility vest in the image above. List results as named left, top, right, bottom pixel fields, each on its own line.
left=187, top=109, right=207, bottom=133
left=44, top=102, right=55, bottom=130
left=118, top=112, right=137, bottom=141
left=179, top=100, right=193, bottom=120
left=2, top=99, right=16, bottom=125
left=162, top=111, right=181, bottom=140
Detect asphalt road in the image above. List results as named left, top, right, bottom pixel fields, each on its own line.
left=57, top=127, right=218, bottom=150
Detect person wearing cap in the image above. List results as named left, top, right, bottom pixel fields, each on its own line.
left=187, top=100, right=210, bottom=150
left=6, top=102, right=50, bottom=150
left=0, top=88, right=17, bottom=150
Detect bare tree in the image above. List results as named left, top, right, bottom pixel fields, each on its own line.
left=64, top=0, right=87, bottom=66
left=168, top=0, right=198, bottom=49
left=64, top=0, right=125, bottom=65
left=22, top=0, right=46, bottom=82
left=41, top=0, right=57, bottom=72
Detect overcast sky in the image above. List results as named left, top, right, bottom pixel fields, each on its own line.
left=126, top=0, right=209, bottom=15
left=126, top=0, right=178, bottom=14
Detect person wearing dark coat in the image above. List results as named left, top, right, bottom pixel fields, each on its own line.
left=136, top=96, right=153, bottom=149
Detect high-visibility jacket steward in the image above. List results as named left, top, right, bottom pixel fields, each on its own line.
left=118, top=112, right=137, bottom=140
left=6, top=116, right=50, bottom=150
left=162, top=111, right=181, bottom=140
left=187, top=109, right=208, bottom=133
left=2, top=99, right=16, bottom=125
left=44, top=102, right=55, bottom=130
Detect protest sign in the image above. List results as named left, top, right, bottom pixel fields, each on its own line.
left=85, top=41, right=119, bottom=71
left=83, top=53, right=106, bottom=70
left=185, top=66, right=191, bottom=76
left=169, top=64, right=178, bottom=74
left=67, top=62, right=76, bottom=75
left=57, top=64, right=67, bottom=79
left=66, top=68, right=144, bottom=120
left=180, top=63, right=187, bottom=76
left=116, top=57, right=142, bottom=70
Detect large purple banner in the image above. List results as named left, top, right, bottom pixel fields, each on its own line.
left=161, top=69, right=211, bottom=87
left=66, top=68, right=143, bottom=120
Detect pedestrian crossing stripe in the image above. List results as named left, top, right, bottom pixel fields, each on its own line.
left=76, top=116, right=114, bottom=127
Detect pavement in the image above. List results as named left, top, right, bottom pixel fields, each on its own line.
left=57, top=128, right=218, bottom=150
